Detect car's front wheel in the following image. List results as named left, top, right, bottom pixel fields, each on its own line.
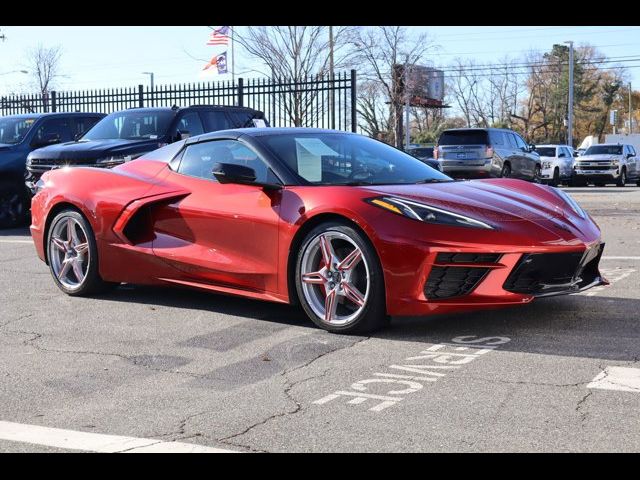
left=532, top=164, right=542, bottom=183
left=616, top=168, right=627, bottom=187
left=47, top=209, right=117, bottom=295
left=295, top=222, right=388, bottom=334
left=549, top=167, right=560, bottom=187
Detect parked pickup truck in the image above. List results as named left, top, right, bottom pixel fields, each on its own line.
left=572, top=143, right=640, bottom=187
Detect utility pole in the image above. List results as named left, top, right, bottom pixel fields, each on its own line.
left=629, top=82, right=633, bottom=134
left=329, top=26, right=335, bottom=129
left=142, top=72, right=154, bottom=90
left=565, top=41, right=574, bottom=147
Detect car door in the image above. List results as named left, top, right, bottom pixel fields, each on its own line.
left=30, top=117, right=74, bottom=148
left=562, top=147, right=574, bottom=178
left=626, top=145, right=638, bottom=178
left=512, top=132, right=534, bottom=178
left=505, top=132, right=524, bottom=178
left=150, top=138, right=282, bottom=294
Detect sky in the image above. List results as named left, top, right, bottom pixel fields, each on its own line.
left=1, top=26, right=639, bottom=94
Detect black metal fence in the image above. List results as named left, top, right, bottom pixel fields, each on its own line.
left=0, top=70, right=357, bottom=132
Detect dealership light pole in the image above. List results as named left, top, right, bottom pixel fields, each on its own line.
left=629, top=82, right=633, bottom=134
left=329, top=26, right=335, bottom=129
left=142, top=72, right=154, bottom=90
left=565, top=41, right=574, bottom=147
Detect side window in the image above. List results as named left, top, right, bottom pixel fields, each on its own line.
left=227, top=111, right=253, bottom=128
left=630, top=146, right=637, bottom=156
left=34, top=118, right=73, bottom=143
left=72, top=116, right=101, bottom=138
left=506, top=133, right=519, bottom=149
left=558, top=148, right=565, bottom=158
left=176, top=112, right=205, bottom=137
left=177, top=139, right=272, bottom=183
left=201, top=111, right=232, bottom=132
left=489, top=131, right=505, bottom=146
left=513, top=133, right=528, bottom=151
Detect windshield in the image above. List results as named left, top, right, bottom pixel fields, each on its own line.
left=585, top=145, right=622, bottom=155
left=0, top=117, right=38, bottom=145
left=438, top=130, right=489, bottom=146
left=82, top=110, right=174, bottom=141
left=536, top=147, right=557, bottom=157
left=259, top=133, right=453, bottom=185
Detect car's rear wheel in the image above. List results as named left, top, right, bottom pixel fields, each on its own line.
left=295, top=222, right=388, bottom=334
left=616, top=168, right=627, bottom=187
left=0, top=182, right=30, bottom=229
left=47, top=209, right=117, bottom=295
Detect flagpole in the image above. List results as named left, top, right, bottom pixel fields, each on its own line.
left=231, top=26, right=235, bottom=86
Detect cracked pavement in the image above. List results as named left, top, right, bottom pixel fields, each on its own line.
left=0, top=187, right=639, bottom=452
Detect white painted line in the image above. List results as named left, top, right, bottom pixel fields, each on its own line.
left=602, top=256, right=640, bottom=260
left=0, top=239, right=32, bottom=244
left=587, top=367, right=640, bottom=393
left=0, top=421, right=237, bottom=453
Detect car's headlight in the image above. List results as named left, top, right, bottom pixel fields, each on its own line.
left=542, top=161, right=552, bottom=169
left=553, top=188, right=586, bottom=219
left=366, top=196, right=494, bottom=229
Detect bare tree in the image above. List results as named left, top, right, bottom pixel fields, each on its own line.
left=233, top=26, right=355, bottom=127
left=26, top=44, right=63, bottom=111
left=348, top=26, right=437, bottom=147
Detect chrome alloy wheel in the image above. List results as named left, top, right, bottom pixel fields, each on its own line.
left=300, top=231, right=370, bottom=326
left=49, top=216, right=90, bottom=290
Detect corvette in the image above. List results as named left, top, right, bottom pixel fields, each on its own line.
left=30, top=128, right=607, bottom=333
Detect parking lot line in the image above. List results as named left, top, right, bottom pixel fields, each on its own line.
left=0, top=240, right=32, bottom=244
left=601, top=256, right=640, bottom=260
left=587, top=367, right=640, bottom=393
left=0, top=421, right=237, bottom=453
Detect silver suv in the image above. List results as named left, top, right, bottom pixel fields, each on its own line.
left=435, top=128, right=542, bottom=181
left=573, top=143, right=639, bottom=187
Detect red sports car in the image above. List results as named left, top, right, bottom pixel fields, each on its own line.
left=30, top=128, right=607, bottom=333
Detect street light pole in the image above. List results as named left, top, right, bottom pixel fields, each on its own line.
left=142, top=72, right=154, bottom=90
left=565, top=41, right=574, bottom=147
left=629, top=82, right=633, bottom=134
left=329, top=26, right=335, bottom=130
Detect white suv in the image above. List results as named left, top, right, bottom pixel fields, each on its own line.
left=573, top=143, right=639, bottom=187
left=535, top=144, right=575, bottom=186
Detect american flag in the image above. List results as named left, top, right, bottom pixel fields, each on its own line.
left=207, top=26, right=230, bottom=46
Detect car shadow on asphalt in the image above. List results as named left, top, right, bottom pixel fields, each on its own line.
left=95, top=284, right=640, bottom=362
left=0, top=226, right=31, bottom=236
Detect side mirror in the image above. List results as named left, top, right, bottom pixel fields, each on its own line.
left=176, top=130, right=191, bottom=141
left=212, top=162, right=257, bottom=185
left=528, top=144, right=536, bottom=152
left=627, top=153, right=634, bottom=159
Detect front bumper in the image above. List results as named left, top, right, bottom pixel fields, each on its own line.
left=574, top=167, right=619, bottom=179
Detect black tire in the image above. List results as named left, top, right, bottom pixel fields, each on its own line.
left=532, top=164, right=542, bottom=183
left=295, top=221, right=389, bottom=334
left=549, top=167, right=560, bottom=187
left=46, top=209, right=118, bottom=296
left=0, top=181, right=30, bottom=229
left=500, top=163, right=511, bottom=178
left=616, top=168, right=627, bottom=187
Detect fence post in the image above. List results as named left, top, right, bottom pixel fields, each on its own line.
left=237, top=77, right=244, bottom=107
left=138, top=85, right=144, bottom=108
left=350, top=69, right=357, bottom=133
left=51, top=91, right=57, bottom=112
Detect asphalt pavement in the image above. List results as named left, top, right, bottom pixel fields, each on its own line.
left=0, top=186, right=639, bottom=452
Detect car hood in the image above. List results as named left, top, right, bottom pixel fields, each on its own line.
left=27, top=138, right=166, bottom=161
left=578, top=154, right=619, bottom=161
left=362, top=178, right=580, bottom=224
